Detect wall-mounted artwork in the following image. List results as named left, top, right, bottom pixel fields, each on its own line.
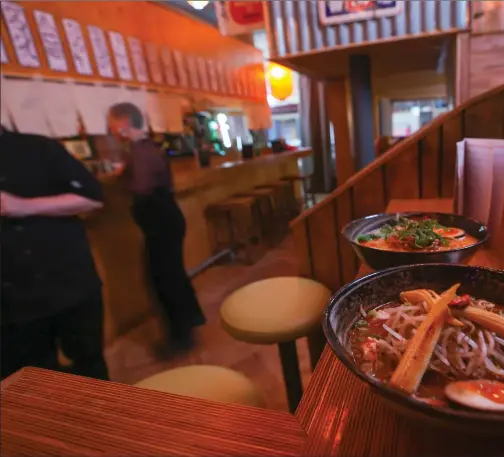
left=108, top=31, right=133, bottom=81
left=34, top=10, right=68, bottom=72
left=1, top=1, right=40, bottom=68
left=88, top=25, right=114, bottom=79
left=146, top=43, right=163, bottom=85
left=318, top=0, right=402, bottom=26
left=62, top=19, right=93, bottom=75
left=207, top=60, right=219, bottom=93
left=128, top=37, right=149, bottom=83
left=186, top=54, right=200, bottom=89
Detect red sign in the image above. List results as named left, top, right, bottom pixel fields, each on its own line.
left=228, top=1, right=264, bottom=26
left=346, top=1, right=374, bottom=12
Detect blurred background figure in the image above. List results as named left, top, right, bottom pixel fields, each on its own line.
left=0, top=125, right=108, bottom=381
left=108, top=103, right=206, bottom=352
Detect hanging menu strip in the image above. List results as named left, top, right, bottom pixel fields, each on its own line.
left=34, top=10, right=67, bottom=72
left=145, top=43, right=163, bottom=85
left=62, top=19, right=93, bottom=75
left=109, top=31, right=133, bottom=81
left=1, top=1, right=40, bottom=68
left=88, top=25, right=114, bottom=79
left=128, top=37, right=149, bottom=83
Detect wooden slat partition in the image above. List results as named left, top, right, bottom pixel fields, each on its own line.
left=290, top=84, right=504, bottom=292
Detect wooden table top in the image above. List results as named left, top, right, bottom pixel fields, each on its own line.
left=1, top=367, right=305, bottom=457
left=296, top=199, right=503, bottom=457
left=2, top=198, right=502, bottom=456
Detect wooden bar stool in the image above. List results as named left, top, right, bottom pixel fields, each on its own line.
left=255, top=181, right=294, bottom=236
left=234, top=187, right=276, bottom=245
left=205, top=197, right=262, bottom=263
left=220, top=277, right=331, bottom=413
left=281, top=174, right=316, bottom=209
left=135, top=365, right=266, bottom=407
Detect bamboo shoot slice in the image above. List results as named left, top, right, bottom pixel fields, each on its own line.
left=452, top=306, right=504, bottom=338
left=389, top=284, right=460, bottom=394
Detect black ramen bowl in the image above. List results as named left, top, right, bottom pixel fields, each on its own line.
left=323, top=264, right=504, bottom=435
left=342, top=212, right=488, bottom=270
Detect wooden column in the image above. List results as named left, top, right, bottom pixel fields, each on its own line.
left=349, top=54, right=376, bottom=170
left=455, top=32, right=470, bottom=106
left=326, top=78, right=354, bottom=186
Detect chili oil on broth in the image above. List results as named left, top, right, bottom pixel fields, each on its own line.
left=348, top=299, right=504, bottom=409
left=359, top=234, right=478, bottom=252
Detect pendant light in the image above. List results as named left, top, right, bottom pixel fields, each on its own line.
left=187, top=1, right=209, bottom=10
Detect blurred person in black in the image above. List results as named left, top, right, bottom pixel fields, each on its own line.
left=0, top=126, right=109, bottom=380
left=108, top=103, right=205, bottom=351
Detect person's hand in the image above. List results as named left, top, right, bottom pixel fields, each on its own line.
left=0, top=192, right=33, bottom=218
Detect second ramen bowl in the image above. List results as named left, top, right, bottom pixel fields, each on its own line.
left=342, top=212, right=488, bottom=270
left=323, top=263, right=504, bottom=435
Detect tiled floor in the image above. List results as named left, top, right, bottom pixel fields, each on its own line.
left=104, top=236, right=312, bottom=412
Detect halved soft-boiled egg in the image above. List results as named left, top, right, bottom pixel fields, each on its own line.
left=445, top=380, right=504, bottom=412
left=433, top=227, right=465, bottom=239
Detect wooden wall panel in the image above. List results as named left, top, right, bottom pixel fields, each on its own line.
left=352, top=167, right=386, bottom=218
left=291, top=221, right=313, bottom=278
left=469, top=33, right=504, bottom=99
left=384, top=145, right=419, bottom=199
left=420, top=128, right=441, bottom=198
left=440, top=116, right=463, bottom=197
left=306, top=204, right=341, bottom=291
left=464, top=96, right=504, bottom=139
left=336, top=191, right=359, bottom=285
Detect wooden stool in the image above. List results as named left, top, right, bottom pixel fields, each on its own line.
left=206, top=197, right=262, bottom=263
left=220, top=277, right=331, bottom=413
left=135, top=365, right=265, bottom=408
left=235, top=187, right=276, bottom=245
left=255, top=181, right=294, bottom=235
left=282, top=174, right=316, bottom=209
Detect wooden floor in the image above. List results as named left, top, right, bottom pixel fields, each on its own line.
left=103, top=236, right=312, bottom=412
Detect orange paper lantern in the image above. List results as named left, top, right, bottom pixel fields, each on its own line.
left=266, top=63, right=293, bottom=101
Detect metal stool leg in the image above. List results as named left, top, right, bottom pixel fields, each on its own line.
left=307, top=327, right=326, bottom=371
left=278, top=340, right=303, bottom=413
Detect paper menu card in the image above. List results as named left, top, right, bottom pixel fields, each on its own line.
left=2, top=78, right=51, bottom=136
left=34, top=10, right=68, bottom=72
left=88, top=25, right=115, bottom=79
left=455, top=138, right=504, bottom=249
left=1, top=1, right=40, bottom=68
left=62, top=19, right=93, bottom=76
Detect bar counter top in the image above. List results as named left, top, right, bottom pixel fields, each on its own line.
left=169, top=148, right=312, bottom=195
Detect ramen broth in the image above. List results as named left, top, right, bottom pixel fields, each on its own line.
left=356, top=216, right=478, bottom=252
left=348, top=299, right=504, bottom=407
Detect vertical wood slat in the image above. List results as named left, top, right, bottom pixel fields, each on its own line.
left=421, top=128, right=442, bottom=198
left=352, top=167, right=387, bottom=218
left=306, top=204, right=341, bottom=291
left=384, top=144, right=420, bottom=199
left=336, top=190, right=359, bottom=285
left=291, top=221, right=313, bottom=278
left=441, top=114, right=463, bottom=197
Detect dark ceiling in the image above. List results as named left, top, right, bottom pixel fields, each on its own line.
left=163, top=0, right=218, bottom=26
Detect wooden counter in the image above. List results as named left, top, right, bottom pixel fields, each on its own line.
left=2, top=199, right=502, bottom=456
left=173, top=149, right=311, bottom=270
left=86, top=149, right=312, bottom=344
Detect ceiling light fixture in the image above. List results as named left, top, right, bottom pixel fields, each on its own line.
left=187, top=1, right=209, bottom=10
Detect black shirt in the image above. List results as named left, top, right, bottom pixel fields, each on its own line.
left=0, top=130, right=103, bottom=324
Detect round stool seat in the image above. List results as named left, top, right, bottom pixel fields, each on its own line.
left=221, top=277, right=331, bottom=344
left=134, top=365, right=265, bottom=407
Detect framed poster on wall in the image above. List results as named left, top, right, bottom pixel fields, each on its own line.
left=62, top=19, right=93, bottom=75
left=34, top=10, right=68, bottom=72
left=88, top=25, right=114, bottom=79
left=318, top=1, right=402, bottom=26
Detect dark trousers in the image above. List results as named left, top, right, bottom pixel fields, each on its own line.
left=132, top=191, right=206, bottom=340
left=0, top=292, right=109, bottom=381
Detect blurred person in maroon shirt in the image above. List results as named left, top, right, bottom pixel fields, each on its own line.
left=108, top=103, right=205, bottom=351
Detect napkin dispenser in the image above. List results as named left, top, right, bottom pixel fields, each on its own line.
left=454, top=138, right=504, bottom=254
